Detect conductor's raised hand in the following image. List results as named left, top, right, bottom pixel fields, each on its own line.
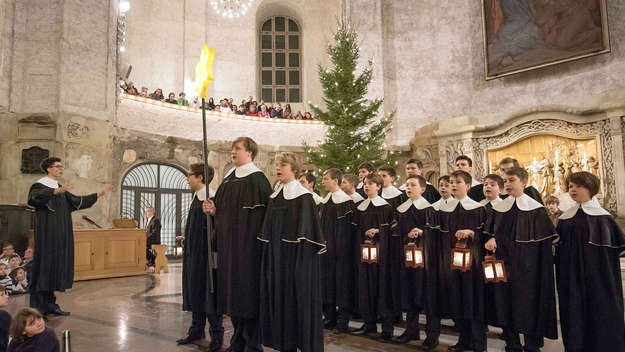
left=485, top=237, right=497, bottom=252
left=98, top=184, right=113, bottom=197
left=203, top=199, right=216, bottom=215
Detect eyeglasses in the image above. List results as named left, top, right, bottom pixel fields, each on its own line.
left=51, top=165, right=65, bottom=169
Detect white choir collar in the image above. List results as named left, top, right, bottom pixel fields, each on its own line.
left=432, top=196, right=454, bottom=211
left=480, top=197, right=502, bottom=207
left=559, top=197, right=610, bottom=219
left=397, top=197, right=431, bottom=213
left=357, top=196, right=389, bottom=211
left=492, top=193, right=543, bottom=212
left=37, top=177, right=59, bottom=189
left=439, top=195, right=482, bottom=212
left=381, top=185, right=402, bottom=199
left=224, top=162, right=262, bottom=178
left=471, top=179, right=481, bottom=187
left=194, top=186, right=215, bottom=201
left=270, top=179, right=311, bottom=200
left=312, top=192, right=323, bottom=205
left=349, top=192, right=364, bottom=203
left=321, top=189, right=352, bottom=204
left=357, top=181, right=364, bottom=189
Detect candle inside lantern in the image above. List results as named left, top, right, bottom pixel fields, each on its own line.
left=362, top=248, right=369, bottom=260
left=370, top=248, right=377, bottom=261
left=453, top=252, right=464, bottom=267
left=495, top=262, right=504, bottom=277
left=484, top=265, right=495, bottom=279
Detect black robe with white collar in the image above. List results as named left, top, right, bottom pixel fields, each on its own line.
left=555, top=199, right=625, bottom=351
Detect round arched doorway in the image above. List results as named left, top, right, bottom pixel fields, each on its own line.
left=120, top=163, right=193, bottom=254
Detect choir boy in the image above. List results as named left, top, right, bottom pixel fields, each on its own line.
left=341, top=174, right=364, bottom=203
left=352, top=174, right=397, bottom=342
left=399, top=159, right=441, bottom=204
left=437, top=170, right=487, bottom=352
left=431, top=175, right=453, bottom=211
left=319, top=168, right=357, bottom=333
left=299, top=172, right=323, bottom=205
left=455, top=155, right=484, bottom=202
left=544, top=195, right=563, bottom=227
left=498, top=157, right=543, bottom=204
left=484, top=167, right=558, bottom=352
left=480, top=174, right=503, bottom=210
left=257, top=153, right=324, bottom=352
left=356, top=163, right=375, bottom=198
left=395, top=175, right=436, bottom=344
left=555, top=172, right=625, bottom=351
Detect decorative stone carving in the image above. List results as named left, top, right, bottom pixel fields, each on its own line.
left=66, top=121, right=89, bottom=139
left=122, top=149, right=137, bottom=164
left=21, top=146, right=49, bottom=174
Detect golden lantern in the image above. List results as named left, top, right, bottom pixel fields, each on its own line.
left=482, top=255, right=507, bottom=283
left=404, top=242, right=424, bottom=268
left=361, top=240, right=379, bottom=264
left=174, top=238, right=184, bottom=258
left=451, top=239, right=471, bottom=272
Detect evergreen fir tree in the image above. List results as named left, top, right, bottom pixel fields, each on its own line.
left=305, top=20, right=397, bottom=179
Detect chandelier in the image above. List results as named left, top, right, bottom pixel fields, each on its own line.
left=210, top=0, right=255, bottom=18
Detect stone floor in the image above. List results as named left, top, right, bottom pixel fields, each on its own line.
left=3, top=263, right=565, bottom=351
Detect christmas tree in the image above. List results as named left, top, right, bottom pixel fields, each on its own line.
left=305, top=20, right=397, bottom=179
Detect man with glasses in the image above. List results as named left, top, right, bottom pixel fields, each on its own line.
left=27, top=157, right=112, bottom=316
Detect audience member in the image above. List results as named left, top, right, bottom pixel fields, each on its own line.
left=207, top=97, right=216, bottom=110
left=283, top=110, right=292, bottom=119
left=304, top=112, right=313, bottom=120
left=165, top=92, right=178, bottom=104
left=236, top=105, right=246, bottom=115
left=259, top=104, right=270, bottom=117
left=125, top=81, right=138, bottom=95
left=246, top=96, right=253, bottom=110
left=7, top=257, right=20, bottom=272
left=0, top=244, right=14, bottom=266
left=9, top=268, right=27, bottom=295
left=215, top=106, right=221, bottom=112
left=0, top=285, right=9, bottom=352
left=284, top=104, right=292, bottom=114
left=271, top=103, right=283, bottom=118
left=294, top=111, right=303, bottom=120
left=246, top=104, right=259, bottom=116
left=149, top=88, right=164, bottom=101
left=0, top=265, right=11, bottom=295
left=190, top=96, right=200, bottom=108
left=177, top=92, right=189, bottom=106
left=8, top=308, right=59, bottom=352
left=140, top=86, right=148, bottom=97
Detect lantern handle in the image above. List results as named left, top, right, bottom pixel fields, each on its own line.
left=364, top=238, right=376, bottom=245
left=455, top=238, right=469, bottom=249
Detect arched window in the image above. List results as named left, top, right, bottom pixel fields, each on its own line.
left=120, top=163, right=193, bottom=254
left=260, top=16, right=301, bottom=103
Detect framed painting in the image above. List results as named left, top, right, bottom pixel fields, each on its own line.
left=481, top=0, right=611, bottom=80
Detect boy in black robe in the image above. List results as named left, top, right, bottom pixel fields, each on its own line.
left=27, top=157, right=112, bottom=316
left=498, top=157, right=543, bottom=204
left=340, top=174, right=364, bottom=203
left=438, top=170, right=487, bottom=352
left=394, top=175, right=436, bottom=344
left=177, top=163, right=223, bottom=351
left=356, top=163, right=375, bottom=199
left=484, top=167, right=558, bottom=352
left=378, top=165, right=406, bottom=324
left=455, top=155, right=485, bottom=202
left=257, top=153, right=325, bottom=352
left=399, top=159, right=441, bottom=204
left=319, top=168, right=356, bottom=333
left=351, top=173, right=397, bottom=342
left=205, top=137, right=272, bottom=352
left=555, top=172, right=625, bottom=352
left=479, top=174, right=503, bottom=210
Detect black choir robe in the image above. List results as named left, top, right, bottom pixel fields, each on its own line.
left=484, top=194, right=558, bottom=340
left=424, top=196, right=453, bottom=320
left=501, top=185, right=543, bottom=204
left=400, top=182, right=441, bottom=204
left=353, top=197, right=397, bottom=321
left=396, top=197, right=436, bottom=313
left=214, top=163, right=272, bottom=318
left=356, top=182, right=366, bottom=199
left=555, top=199, right=625, bottom=351
left=467, top=181, right=485, bottom=202
left=436, top=197, right=486, bottom=321
left=182, top=187, right=218, bottom=314
left=27, top=178, right=98, bottom=293
left=319, top=190, right=357, bottom=311
left=380, top=186, right=406, bottom=316
left=258, top=180, right=325, bottom=352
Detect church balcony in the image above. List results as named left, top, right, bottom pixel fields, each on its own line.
left=116, top=93, right=326, bottom=147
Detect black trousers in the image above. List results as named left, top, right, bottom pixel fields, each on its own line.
left=230, top=317, right=262, bottom=352
left=503, top=327, right=544, bottom=351
left=323, top=304, right=351, bottom=329
left=29, top=290, right=58, bottom=313
left=146, top=247, right=156, bottom=266
left=189, top=311, right=224, bottom=341
left=456, top=319, right=486, bottom=351
left=364, top=313, right=394, bottom=334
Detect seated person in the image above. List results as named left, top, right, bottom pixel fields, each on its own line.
left=0, top=285, right=10, bottom=352
left=0, top=244, right=14, bottom=266
left=9, top=268, right=28, bottom=295
left=177, top=92, right=189, bottom=106
left=0, top=265, right=11, bottom=295
left=8, top=308, right=59, bottom=352
left=7, top=256, right=20, bottom=272
left=164, top=92, right=178, bottom=104
left=245, top=104, right=259, bottom=116
left=236, top=104, right=246, bottom=115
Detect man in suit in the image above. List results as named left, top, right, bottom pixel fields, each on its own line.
left=145, top=207, right=161, bottom=267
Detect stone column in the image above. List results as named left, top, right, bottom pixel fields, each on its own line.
left=608, top=113, right=625, bottom=217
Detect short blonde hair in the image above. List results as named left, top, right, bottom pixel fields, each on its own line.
left=275, top=152, right=300, bottom=176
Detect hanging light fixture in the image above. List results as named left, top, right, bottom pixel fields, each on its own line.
left=210, top=0, right=255, bottom=19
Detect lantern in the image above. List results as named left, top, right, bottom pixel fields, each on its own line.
left=482, top=255, right=507, bottom=283
left=174, top=238, right=184, bottom=258
left=451, top=239, right=471, bottom=271
left=361, top=240, right=379, bottom=264
left=404, top=242, right=424, bottom=268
